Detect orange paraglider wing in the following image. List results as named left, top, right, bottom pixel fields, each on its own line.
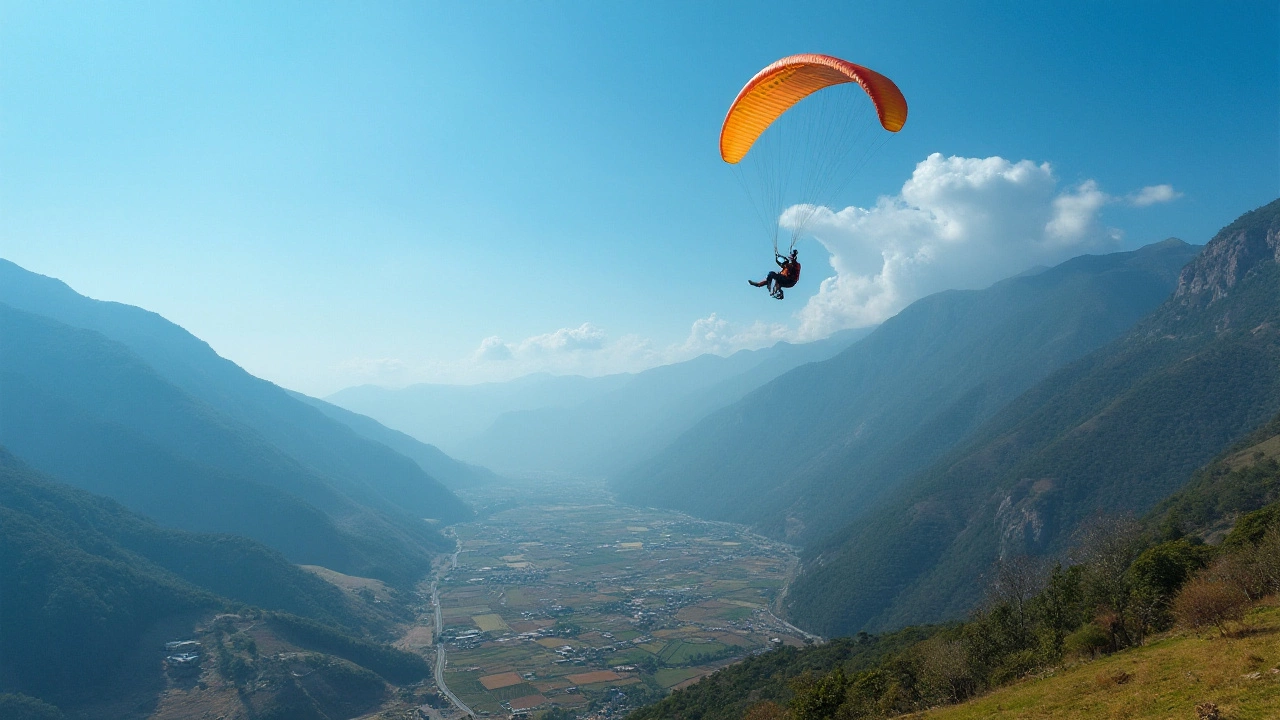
left=719, top=54, right=907, bottom=164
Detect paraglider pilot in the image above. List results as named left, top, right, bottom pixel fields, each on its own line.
left=750, top=249, right=800, bottom=299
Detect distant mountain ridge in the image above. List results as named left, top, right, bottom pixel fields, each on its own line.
left=329, top=372, right=635, bottom=452
left=615, top=238, right=1202, bottom=543
left=329, top=329, right=870, bottom=477
left=291, top=391, right=504, bottom=489
left=449, top=329, right=871, bottom=475
left=785, top=199, right=1280, bottom=637
left=0, top=259, right=488, bottom=585
left=0, top=302, right=447, bottom=583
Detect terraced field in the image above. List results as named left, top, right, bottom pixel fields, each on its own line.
left=434, top=479, right=812, bottom=717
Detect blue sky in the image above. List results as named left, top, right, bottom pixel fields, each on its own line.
left=1, top=1, right=1276, bottom=394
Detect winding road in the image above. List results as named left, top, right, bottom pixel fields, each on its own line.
left=432, top=549, right=474, bottom=718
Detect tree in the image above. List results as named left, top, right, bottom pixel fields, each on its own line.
left=985, top=555, right=1045, bottom=650
left=789, top=669, right=848, bottom=720
left=1127, top=539, right=1215, bottom=639
left=1072, top=514, right=1144, bottom=648
left=1030, top=563, right=1085, bottom=661
left=915, top=636, right=976, bottom=704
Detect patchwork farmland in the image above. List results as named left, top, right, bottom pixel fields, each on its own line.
left=432, top=480, right=812, bottom=718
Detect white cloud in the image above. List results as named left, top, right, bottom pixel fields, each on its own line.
left=1129, top=184, right=1182, bottom=207
left=517, top=323, right=608, bottom=354
left=467, top=323, right=656, bottom=379
left=474, top=336, right=513, bottom=362
left=671, top=313, right=789, bottom=357
left=1046, top=180, right=1112, bottom=244
left=786, top=153, right=1131, bottom=339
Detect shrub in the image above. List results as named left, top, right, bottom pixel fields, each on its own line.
left=1063, top=623, right=1109, bottom=659
left=1172, top=574, right=1249, bottom=636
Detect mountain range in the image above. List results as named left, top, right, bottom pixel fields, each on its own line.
left=330, top=329, right=871, bottom=477
left=0, top=259, right=479, bottom=585
left=783, top=199, right=1280, bottom=636
left=615, top=238, right=1202, bottom=544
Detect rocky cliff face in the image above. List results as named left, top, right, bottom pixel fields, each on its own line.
left=1175, top=198, right=1280, bottom=307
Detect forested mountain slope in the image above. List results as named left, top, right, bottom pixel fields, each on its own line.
left=1150, top=410, right=1280, bottom=541
left=788, top=199, right=1280, bottom=637
left=0, top=259, right=469, bottom=524
left=0, top=302, right=446, bottom=584
left=616, top=239, right=1200, bottom=542
left=0, top=449, right=427, bottom=716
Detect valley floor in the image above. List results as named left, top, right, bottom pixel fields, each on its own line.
left=430, top=478, right=812, bottom=718
left=911, top=603, right=1280, bottom=720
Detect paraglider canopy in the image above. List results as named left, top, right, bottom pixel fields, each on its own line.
left=720, top=54, right=907, bottom=254
left=720, top=54, right=907, bottom=164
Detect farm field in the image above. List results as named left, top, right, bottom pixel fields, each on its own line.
left=433, top=479, right=813, bottom=718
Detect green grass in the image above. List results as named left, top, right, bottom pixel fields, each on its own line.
left=655, top=668, right=704, bottom=688
left=607, top=648, right=656, bottom=665
left=657, top=640, right=729, bottom=665
left=914, top=603, right=1280, bottom=720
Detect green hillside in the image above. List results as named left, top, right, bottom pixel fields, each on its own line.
left=617, top=239, right=1200, bottom=543
left=0, top=302, right=444, bottom=584
left=1150, top=411, right=1280, bottom=541
left=787, top=199, right=1280, bottom=637
left=0, top=449, right=426, bottom=714
left=914, top=603, right=1280, bottom=720
left=0, top=448, right=377, bottom=631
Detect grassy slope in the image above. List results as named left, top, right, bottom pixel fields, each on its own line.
left=913, top=603, right=1280, bottom=720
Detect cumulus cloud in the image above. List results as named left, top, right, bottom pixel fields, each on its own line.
left=671, top=313, right=789, bottom=357
left=467, top=323, right=657, bottom=379
left=473, top=323, right=609, bottom=363
left=474, top=336, right=513, bottom=362
left=1128, top=184, right=1182, bottom=207
left=518, top=323, right=608, bottom=354
left=786, top=153, right=1139, bottom=339
left=1046, top=180, right=1114, bottom=244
